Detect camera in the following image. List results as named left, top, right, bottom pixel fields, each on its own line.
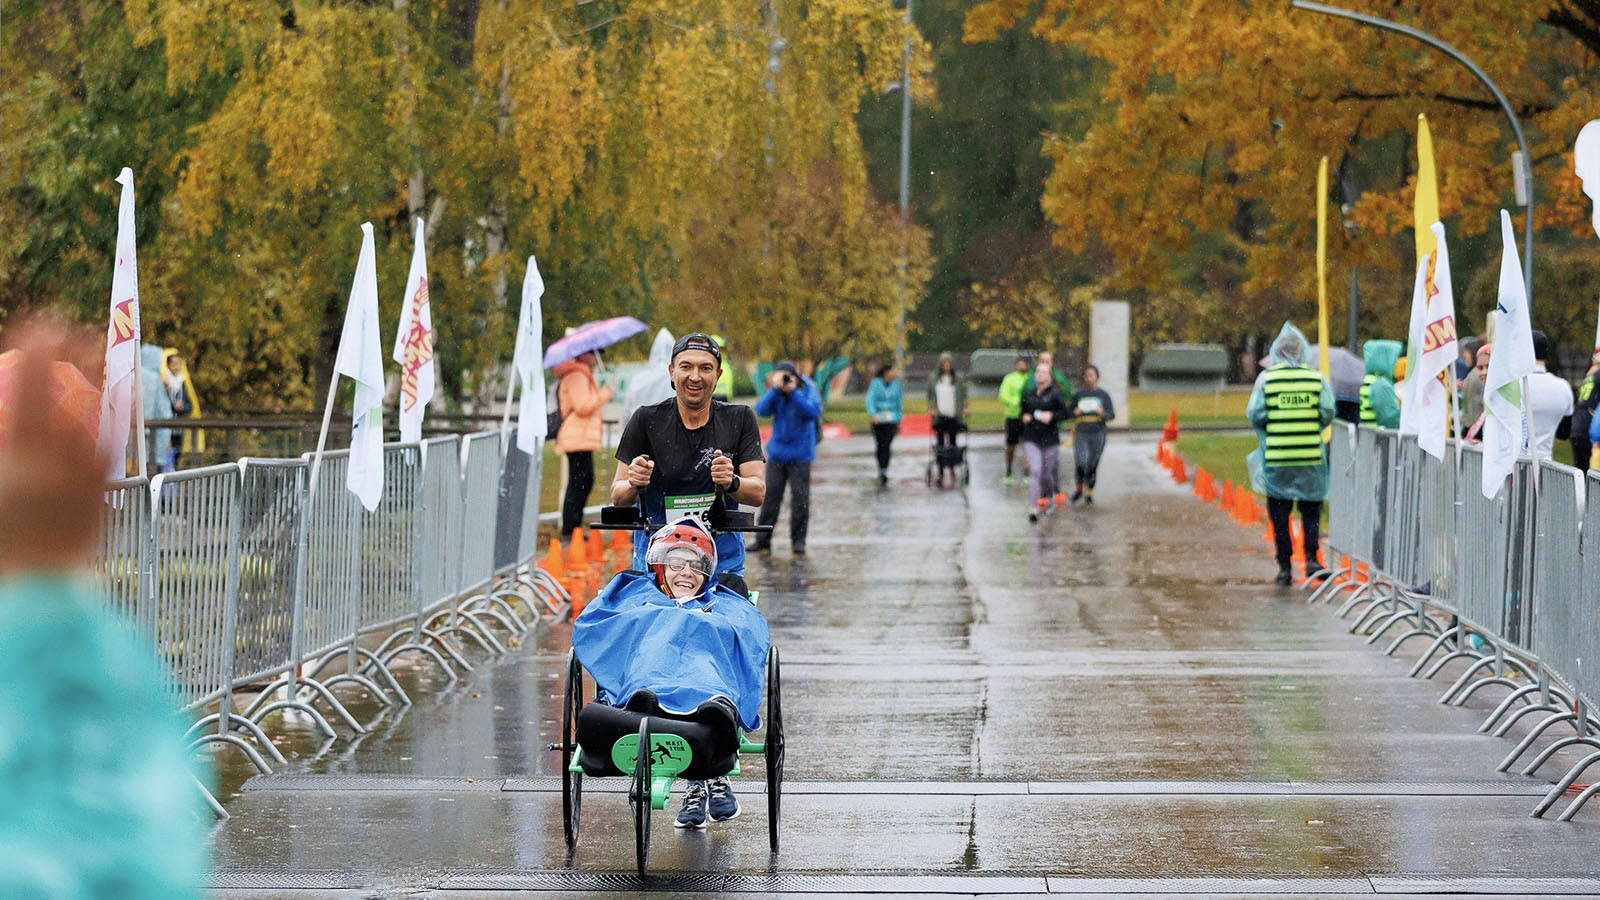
left=781, top=373, right=795, bottom=387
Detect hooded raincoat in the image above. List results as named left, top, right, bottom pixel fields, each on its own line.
left=1246, top=322, right=1335, bottom=501
left=1360, top=340, right=1402, bottom=429
left=572, top=572, right=771, bottom=731
left=622, top=329, right=675, bottom=424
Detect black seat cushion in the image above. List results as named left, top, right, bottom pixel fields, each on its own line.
left=575, top=691, right=740, bottom=780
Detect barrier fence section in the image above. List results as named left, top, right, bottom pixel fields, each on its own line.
left=91, top=429, right=554, bottom=814
left=1325, top=424, right=1600, bottom=820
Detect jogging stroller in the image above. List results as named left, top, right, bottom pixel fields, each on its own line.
left=924, top=422, right=970, bottom=487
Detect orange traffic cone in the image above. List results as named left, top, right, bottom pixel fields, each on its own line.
left=1162, top=408, right=1180, bottom=443
left=1221, top=480, right=1234, bottom=510
left=544, top=537, right=566, bottom=580
left=588, top=527, right=605, bottom=568
left=1290, top=520, right=1305, bottom=562
left=1155, top=441, right=1167, bottom=465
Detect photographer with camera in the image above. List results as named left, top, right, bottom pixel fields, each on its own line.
left=752, top=361, right=822, bottom=555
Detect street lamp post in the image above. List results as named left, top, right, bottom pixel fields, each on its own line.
left=1291, top=0, right=1535, bottom=308
left=895, top=0, right=913, bottom=370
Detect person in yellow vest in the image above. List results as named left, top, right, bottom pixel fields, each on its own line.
left=1357, top=339, right=1401, bottom=429
left=711, top=335, right=733, bottom=401
left=1247, top=322, right=1335, bottom=586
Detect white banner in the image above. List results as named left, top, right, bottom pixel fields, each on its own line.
left=1483, top=210, right=1537, bottom=499
left=96, top=168, right=142, bottom=479
left=392, top=217, right=436, bottom=443
left=335, top=223, right=385, bottom=511
left=513, top=255, right=547, bottom=455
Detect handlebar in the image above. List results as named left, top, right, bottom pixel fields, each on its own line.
left=589, top=505, right=774, bottom=535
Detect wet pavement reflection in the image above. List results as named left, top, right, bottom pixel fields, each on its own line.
left=209, top=433, right=1600, bottom=897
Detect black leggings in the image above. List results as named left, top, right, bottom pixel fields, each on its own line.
left=1073, top=430, right=1106, bottom=489
left=561, top=451, right=594, bottom=537
left=872, top=422, right=898, bottom=471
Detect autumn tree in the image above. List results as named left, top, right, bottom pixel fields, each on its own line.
left=963, top=0, right=1600, bottom=358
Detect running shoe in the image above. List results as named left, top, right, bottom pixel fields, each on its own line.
left=1028, top=511, right=1038, bottom=523
left=1053, top=492, right=1067, bottom=506
left=1274, top=566, right=1293, bottom=586
left=1003, top=475, right=1014, bottom=486
left=707, top=776, right=740, bottom=821
left=1070, top=489, right=1083, bottom=505
left=675, top=780, right=708, bottom=829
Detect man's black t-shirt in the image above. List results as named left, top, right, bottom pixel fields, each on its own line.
left=614, top=398, right=765, bottom=573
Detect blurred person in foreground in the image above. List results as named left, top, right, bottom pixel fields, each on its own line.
left=865, top=363, right=903, bottom=486
left=1247, top=322, right=1335, bottom=587
left=0, top=318, right=209, bottom=899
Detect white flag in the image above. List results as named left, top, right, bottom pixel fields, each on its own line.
left=335, top=222, right=385, bottom=511
left=1397, top=250, right=1430, bottom=437
left=96, top=168, right=142, bottom=479
left=513, top=256, right=548, bottom=455
left=392, top=217, right=435, bottom=443
left=1483, top=210, right=1538, bottom=499
left=1412, top=222, right=1458, bottom=460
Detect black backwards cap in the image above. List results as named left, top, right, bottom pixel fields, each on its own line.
left=671, top=332, right=723, bottom=365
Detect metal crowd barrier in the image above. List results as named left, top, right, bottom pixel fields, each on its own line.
left=91, top=430, right=559, bottom=816
left=1312, top=424, right=1600, bottom=821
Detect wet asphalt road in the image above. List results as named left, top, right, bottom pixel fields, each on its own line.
left=207, top=432, right=1600, bottom=897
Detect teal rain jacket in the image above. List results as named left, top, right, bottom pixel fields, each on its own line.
left=1361, top=340, right=1402, bottom=429
left=1246, top=322, right=1336, bottom=501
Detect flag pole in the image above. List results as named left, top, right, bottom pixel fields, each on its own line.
left=499, top=361, right=517, bottom=453
left=306, top=373, right=342, bottom=512
left=131, top=340, right=148, bottom=479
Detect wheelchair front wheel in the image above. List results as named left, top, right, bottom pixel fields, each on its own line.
left=631, top=717, right=652, bottom=877
left=561, top=651, right=583, bottom=852
left=766, top=646, right=785, bottom=854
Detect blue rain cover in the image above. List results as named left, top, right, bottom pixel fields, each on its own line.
left=573, top=572, right=771, bottom=731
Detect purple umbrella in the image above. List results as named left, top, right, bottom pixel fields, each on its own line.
left=544, top=316, right=648, bottom=368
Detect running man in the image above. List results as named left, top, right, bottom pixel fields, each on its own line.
left=997, top=355, right=1030, bottom=485
left=1067, top=364, right=1115, bottom=505
left=610, top=333, right=767, bottom=578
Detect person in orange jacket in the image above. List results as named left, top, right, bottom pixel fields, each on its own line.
left=554, top=350, right=614, bottom=537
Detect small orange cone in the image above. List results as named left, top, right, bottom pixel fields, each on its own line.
left=588, top=527, right=605, bottom=566
left=1162, top=408, right=1180, bottom=443
left=544, top=537, right=566, bottom=579
left=1290, top=520, right=1305, bottom=562
left=1155, top=441, right=1167, bottom=465
left=569, top=528, right=589, bottom=568
left=1221, top=480, right=1234, bottom=509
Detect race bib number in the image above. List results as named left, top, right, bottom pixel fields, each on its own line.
left=1078, top=397, right=1103, bottom=416
left=665, top=492, right=717, bottom=528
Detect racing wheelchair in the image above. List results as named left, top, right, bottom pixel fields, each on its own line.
left=550, top=504, right=784, bottom=876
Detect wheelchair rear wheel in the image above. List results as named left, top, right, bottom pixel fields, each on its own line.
left=630, top=717, right=652, bottom=877
left=561, top=651, right=583, bottom=852
left=766, top=646, right=785, bottom=854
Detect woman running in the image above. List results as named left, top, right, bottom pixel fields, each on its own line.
left=1019, top=359, right=1070, bottom=522
left=866, top=363, right=903, bottom=486
left=1067, top=364, right=1115, bottom=505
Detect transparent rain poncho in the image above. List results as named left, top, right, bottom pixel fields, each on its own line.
left=621, top=329, right=676, bottom=425
left=1246, top=322, right=1335, bottom=501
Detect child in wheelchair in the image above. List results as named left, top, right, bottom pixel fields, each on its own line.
left=572, top=519, right=771, bottom=829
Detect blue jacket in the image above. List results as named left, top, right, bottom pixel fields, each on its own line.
left=574, top=573, right=771, bottom=731
left=865, top=377, right=902, bottom=424
left=755, top=376, right=822, bottom=464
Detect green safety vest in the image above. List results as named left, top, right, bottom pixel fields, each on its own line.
left=1262, top=366, right=1325, bottom=467
left=1358, top=373, right=1379, bottom=424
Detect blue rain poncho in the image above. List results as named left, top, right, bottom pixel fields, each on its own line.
left=0, top=575, right=209, bottom=899
left=1246, top=322, right=1335, bottom=501
left=573, top=572, right=771, bottom=731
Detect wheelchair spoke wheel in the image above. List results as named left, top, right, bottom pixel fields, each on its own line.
left=766, top=646, right=785, bottom=854
left=562, top=651, right=583, bottom=852
left=631, top=717, right=652, bottom=877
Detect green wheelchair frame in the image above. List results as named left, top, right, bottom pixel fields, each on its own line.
left=554, top=636, right=784, bottom=877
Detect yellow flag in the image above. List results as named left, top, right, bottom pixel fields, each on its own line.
left=1414, top=114, right=1440, bottom=264
left=1316, top=155, right=1330, bottom=379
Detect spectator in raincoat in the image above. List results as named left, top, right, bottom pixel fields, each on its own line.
left=554, top=350, right=614, bottom=538
left=1357, top=340, right=1401, bottom=429
left=1247, top=322, right=1335, bottom=586
left=160, top=349, right=202, bottom=471
left=622, top=329, right=676, bottom=425
left=0, top=319, right=210, bottom=898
